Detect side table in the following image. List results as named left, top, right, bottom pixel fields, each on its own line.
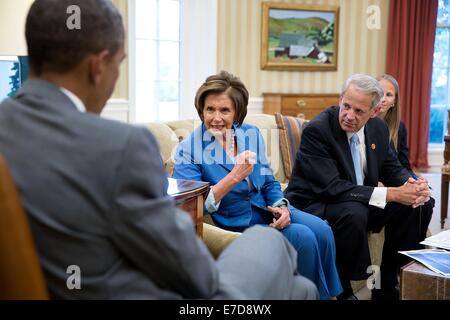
left=167, top=178, right=209, bottom=238
left=400, top=261, right=450, bottom=300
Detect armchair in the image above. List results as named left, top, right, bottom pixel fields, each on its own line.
left=0, top=154, right=49, bottom=299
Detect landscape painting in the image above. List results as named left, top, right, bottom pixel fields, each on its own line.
left=0, top=56, right=28, bottom=102
left=261, top=3, right=339, bottom=71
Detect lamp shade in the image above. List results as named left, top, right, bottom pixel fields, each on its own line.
left=0, top=0, right=34, bottom=56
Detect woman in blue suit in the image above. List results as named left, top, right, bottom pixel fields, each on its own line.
left=173, top=71, right=342, bottom=300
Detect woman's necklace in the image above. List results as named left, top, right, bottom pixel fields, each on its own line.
left=223, top=129, right=236, bottom=158
left=229, top=129, right=236, bottom=157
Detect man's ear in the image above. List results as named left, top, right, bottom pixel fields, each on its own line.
left=370, top=104, right=382, bottom=118
left=88, top=50, right=110, bottom=84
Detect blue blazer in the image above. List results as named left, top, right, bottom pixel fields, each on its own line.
left=173, top=123, right=284, bottom=230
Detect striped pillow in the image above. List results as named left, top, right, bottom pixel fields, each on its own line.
left=274, top=113, right=307, bottom=180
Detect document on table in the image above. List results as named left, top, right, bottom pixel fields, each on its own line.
left=399, top=249, right=450, bottom=277
left=420, top=229, right=450, bottom=250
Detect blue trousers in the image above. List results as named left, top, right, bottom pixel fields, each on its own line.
left=250, top=206, right=343, bottom=300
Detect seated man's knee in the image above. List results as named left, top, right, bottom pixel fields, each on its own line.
left=243, top=225, right=278, bottom=240
left=332, top=202, right=368, bottom=229
left=292, top=275, right=319, bottom=300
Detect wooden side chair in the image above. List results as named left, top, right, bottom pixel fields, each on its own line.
left=0, top=154, right=49, bottom=299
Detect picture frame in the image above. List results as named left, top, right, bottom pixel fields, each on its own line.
left=261, top=2, right=339, bottom=71
left=0, top=56, right=28, bottom=100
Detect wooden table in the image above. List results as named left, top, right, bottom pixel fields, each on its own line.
left=400, top=261, right=450, bottom=300
left=167, top=178, right=209, bottom=238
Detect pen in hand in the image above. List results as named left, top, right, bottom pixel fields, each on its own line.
left=412, top=175, right=432, bottom=190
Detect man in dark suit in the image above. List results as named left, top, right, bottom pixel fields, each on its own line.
left=285, top=74, right=433, bottom=300
left=0, top=0, right=318, bottom=299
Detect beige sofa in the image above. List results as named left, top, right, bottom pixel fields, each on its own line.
left=145, top=113, right=384, bottom=291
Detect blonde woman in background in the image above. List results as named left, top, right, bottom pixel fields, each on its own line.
left=377, top=74, right=415, bottom=177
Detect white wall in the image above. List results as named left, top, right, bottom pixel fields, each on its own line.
left=0, top=0, right=33, bottom=56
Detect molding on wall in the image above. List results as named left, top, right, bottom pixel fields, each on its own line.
left=429, top=147, right=443, bottom=169
left=248, top=97, right=263, bottom=114
left=101, top=99, right=130, bottom=123
left=127, top=0, right=136, bottom=123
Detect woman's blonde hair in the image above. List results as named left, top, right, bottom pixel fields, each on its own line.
left=377, top=74, right=401, bottom=150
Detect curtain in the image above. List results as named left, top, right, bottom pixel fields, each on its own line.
left=385, top=0, right=438, bottom=170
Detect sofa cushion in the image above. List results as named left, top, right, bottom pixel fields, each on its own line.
left=244, top=114, right=286, bottom=183
left=144, top=122, right=179, bottom=175
left=202, top=221, right=240, bottom=259
left=166, top=119, right=202, bottom=142
left=274, top=113, right=307, bottom=180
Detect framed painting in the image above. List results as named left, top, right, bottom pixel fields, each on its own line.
left=0, top=56, right=28, bottom=100
left=261, top=2, right=339, bottom=71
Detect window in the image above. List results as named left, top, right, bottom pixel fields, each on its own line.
left=430, top=0, right=450, bottom=144
left=133, top=0, right=180, bottom=122
left=128, top=0, right=217, bottom=123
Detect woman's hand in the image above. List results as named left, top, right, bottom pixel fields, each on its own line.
left=267, top=206, right=291, bottom=230
left=210, top=151, right=256, bottom=203
left=230, top=151, right=256, bottom=183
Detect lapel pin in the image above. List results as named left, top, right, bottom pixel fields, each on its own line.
left=371, top=143, right=376, bottom=150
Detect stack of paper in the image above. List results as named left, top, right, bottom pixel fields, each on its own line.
left=399, top=249, right=450, bottom=277
left=420, top=229, right=450, bottom=250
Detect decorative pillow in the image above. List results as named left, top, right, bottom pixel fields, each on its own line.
left=274, top=113, right=307, bottom=180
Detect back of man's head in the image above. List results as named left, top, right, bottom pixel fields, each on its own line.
left=26, top=0, right=124, bottom=75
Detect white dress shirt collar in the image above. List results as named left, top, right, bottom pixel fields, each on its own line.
left=59, top=87, right=86, bottom=113
left=346, top=126, right=365, bottom=143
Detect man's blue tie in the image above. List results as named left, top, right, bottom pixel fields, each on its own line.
left=350, top=134, right=363, bottom=185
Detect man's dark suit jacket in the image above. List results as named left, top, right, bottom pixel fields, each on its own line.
left=285, top=106, right=411, bottom=217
